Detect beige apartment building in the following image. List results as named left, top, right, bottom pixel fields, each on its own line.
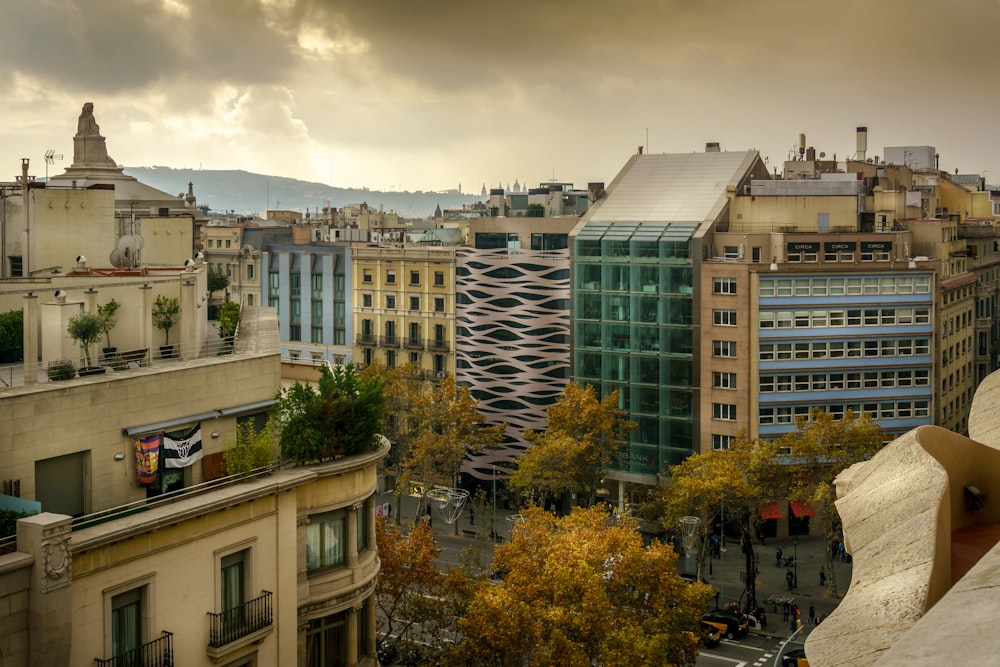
left=351, top=243, right=456, bottom=379
left=0, top=305, right=385, bottom=666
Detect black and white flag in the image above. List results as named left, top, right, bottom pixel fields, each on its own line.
left=162, top=422, right=203, bottom=469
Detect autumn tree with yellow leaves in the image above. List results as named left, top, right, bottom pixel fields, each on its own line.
left=508, top=384, right=636, bottom=509
left=659, top=431, right=780, bottom=613
left=375, top=518, right=484, bottom=663
left=777, top=409, right=882, bottom=597
left=445, top=506, right=710, bottom=667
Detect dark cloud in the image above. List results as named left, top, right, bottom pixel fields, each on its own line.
left=0, top=0, right=298, bottom=94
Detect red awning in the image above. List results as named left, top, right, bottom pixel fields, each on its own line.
left=790, top=500, right=816, bottom=518
left=759, top=501, right=783, bottom=520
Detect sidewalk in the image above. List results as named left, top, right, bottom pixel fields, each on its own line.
left=691, top=534, right=852, bottom=639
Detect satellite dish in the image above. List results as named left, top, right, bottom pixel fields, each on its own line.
left=819, top=152, right=826, bottom=158
left=110, top=248, right=125, bottom=267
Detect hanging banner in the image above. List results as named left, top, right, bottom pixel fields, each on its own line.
left=162, top=423, right=203, bottom=469
left=135, top=434, right=160, bottom=487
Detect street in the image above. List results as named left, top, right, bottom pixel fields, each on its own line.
left=699, top=635, right=806, bottom=667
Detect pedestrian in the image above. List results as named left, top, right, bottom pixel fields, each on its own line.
left=809, top=605, right=816, bottom=624
left=470, top=506, right=475, bottom=525
left=819, top=565, right=826, bottom=586
left=387, top=503, right=392, bottom=519
left=776, top=546, right=784, bottom=567
left=782, top=601, right=790, bottom=621
left=714, top=590, right=721, bottom=609
left=838, top=541, right=846, bottom=562
left=831, top=538, right=839, bottom=560
left=786, top=569, right=794, bottom=591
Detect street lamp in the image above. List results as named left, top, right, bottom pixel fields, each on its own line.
left=792, top=536, right=799, bottom=589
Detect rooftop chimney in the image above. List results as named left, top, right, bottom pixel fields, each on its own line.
left=706, top=142, right=721, bottom=153
left=856, top=126, right=868, bottom=162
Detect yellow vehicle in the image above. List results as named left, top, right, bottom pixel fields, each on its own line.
left=699, top=620, right=724, bottom=647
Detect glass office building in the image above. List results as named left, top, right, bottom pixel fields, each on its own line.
left=572, top=221, right=700, bottom=477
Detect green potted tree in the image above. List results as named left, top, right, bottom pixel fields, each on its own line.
left=217, top=301, right=241, bottom=354
left=67, top=311, right=106, bottom=375
left=207, top=269, right=230, bottom=320
left=152, top=295, right=180, bottom=358
left=97, top=298, right=121, bottom=360
left=0, top=309, right=23, bottom=363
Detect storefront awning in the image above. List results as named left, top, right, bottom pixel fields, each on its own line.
left=790, top=500, right=816, bottom=518
left=759, top=501, right=783, bottom=520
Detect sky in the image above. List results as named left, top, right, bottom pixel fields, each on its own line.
left=1, top=0, right=999, bottom=195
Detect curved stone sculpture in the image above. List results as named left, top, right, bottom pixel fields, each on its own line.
left=805, top=423, right=1000, bottom=666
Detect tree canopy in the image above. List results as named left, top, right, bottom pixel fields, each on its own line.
left=276, top=363, right=387, bottom=464
left=777, top=409, right=882, bottom=596
left=509, top=384, right=635, bottom=508
left=449, top=506, right=709, bottom=666
left=401, top=375, right=506, bottom=488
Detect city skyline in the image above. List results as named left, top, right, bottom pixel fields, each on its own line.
left=1, top=0, right=999, bottom=192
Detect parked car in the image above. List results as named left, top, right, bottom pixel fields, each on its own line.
left=701, top=609, right=749, bottom=640
left=699, top=620, right=724, bottom=648
left=781, top=648, right=809, bottom=666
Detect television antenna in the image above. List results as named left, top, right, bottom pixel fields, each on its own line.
left=44, top=150, right=63, bottom=181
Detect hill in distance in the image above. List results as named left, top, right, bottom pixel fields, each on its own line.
left=124, top=166, right=483, bottom=219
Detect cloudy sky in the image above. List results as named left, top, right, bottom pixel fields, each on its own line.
left=1, top=0, right=999, bottom=194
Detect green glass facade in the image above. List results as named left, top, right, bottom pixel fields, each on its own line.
left=572, top=221, right=698, bottom=478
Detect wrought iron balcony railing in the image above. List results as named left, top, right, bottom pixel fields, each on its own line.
left=208, top=590, right=273, bottom=649
left=95, top=631, right=173, bottom=667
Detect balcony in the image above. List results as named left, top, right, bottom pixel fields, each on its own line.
left=207, top=591, right=274, bottom=659
left=380, top=335, right=401, bottom=347
left=95, top=631, right=173, bottom=667
left=404, top=337, right=425, bottom=350
left=427, top=338, right=449, bottom=351
left=356, top=334, right=376, bottom=346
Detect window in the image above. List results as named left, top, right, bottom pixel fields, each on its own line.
left=226, top=239, right=232, bottom=248
left=409, top=296, right=420, bottom=311
left=713, top=372, right=736, bottom=389
left=386, top=350, right=396, bottom=368
left=247, top=294, right=254, bottom=306
left=362, top=268, right=372, bottom=283
left=434, top=271, right=445, bottom=286
left=713, top=403, right=736, bottom=421
left=713, top=310, right=737, bottom=326
left=713, top=340, right=737, bottom=357
left=290, top=273, right=301, bottom=298
left=386, top=294, right=396, bottom=309
left=386, top=269, right=396, bottom=284
left=9, top=255, right=23, bottom=276
left=362, top=293, right=372, bottom=308
left=713, top=434, right=733, bottom=450
left=311, top=274, right=323, bottom=299
left=713, top=277, right=737, bottom=294
left=357, top=504, right=368, bottom=554
left=247, top=264, right=254, bottom=280
left=410, top=270, right=420, bottom=285
left=434, top=297, right=445, bottom=313
left=111, top=588, right=144, bottom=658
left=306, top=611, right=348, bottom=666
left=307, top=510, right=346, bottom=572
left=220, top=549, right=248, bottom=614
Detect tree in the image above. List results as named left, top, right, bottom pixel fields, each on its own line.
left=509, top=383, right=636, bottom=509
left=207, top=269, right=230, bottom=302
left=660, top=431, right=780, bottom=613
left=376, top=519, right=484, bottom=663
left=218, top=301, right=241, bottom=340
left=446, top=506, right=710, bottom=666
left=777, top=409, right=882, bottom=597
left=97, top=298, right=120, bottom=349
left=362, top=362, right=426, bottom=522
left=276, top=363, right=387, bottom=464
left=223, top=416, right=278, bottom=476
left=67, top=311, right=104, bottom=367
left=402, top=375, right=506, bottom=492
left=152, top=295, right=180, bottom=346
